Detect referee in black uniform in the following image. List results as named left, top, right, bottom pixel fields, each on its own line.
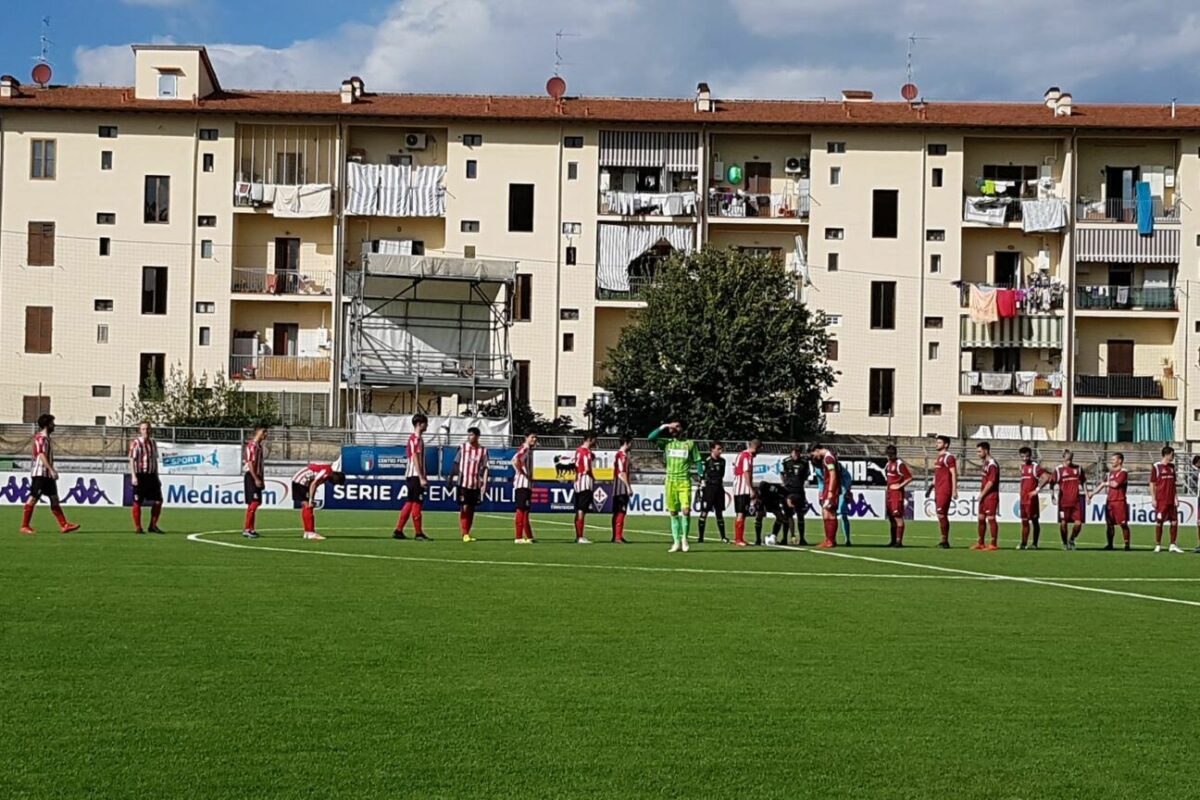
left=780, top=445, right=810, bottom=545
left=697, top=441, right=728, bottom=543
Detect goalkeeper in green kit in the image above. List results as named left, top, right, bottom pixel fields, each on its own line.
left=648, top=421, right=704, bottom=553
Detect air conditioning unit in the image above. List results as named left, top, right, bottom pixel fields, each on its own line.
left=404, top=133, right=428, bottom=150
left=784, top=156, right=807, bottom=174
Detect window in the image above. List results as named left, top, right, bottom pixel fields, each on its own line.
left=92, top=385, right=111, bottom=398
left=203, top=153, right=214, bottom=172
left=95, top=299, right=114, bottom=311
left=157, top=72, right=178, bottom=99
left=924, top=316, right=943, bottom=329
left=562, top=222, right=582, bottom=235
left=565, top=246, right=577, bottom=266
left=97, top=212, right=116, bottom=225
left=31, top=139, right=56, bottom=179
left=926, top=229, right=945, bottom=242
left=139, top=353, right=166, bottom=398
left=927, top=143, right=948, bottom=156
left=513, top=274, right=532, bottom=321
left=199, top=128, right=219, bottom=141
left=562, top=332, right=575, bottom=352
left=22, top=396, right=51, bottom=424
left=144, top=176, right=170, bottom=223
left=870, top=281, right=896, bottom=329
left=869, top=368, right=895, bottom=416
left=928, top=341, right=940, bottom=360
left=514, top=360, right=531, bottom=405
left=463, top=245, right=476, bottom=259
left=825, top=227, right=844, bottom=240
left=821, top=401, right=841, bottom=413
left=385, top=153, right=412, bottom=168
left=462, top=134, right=483, bottom=147
left=195, top=301, right=215, bottom=314
left=564, top=135, right=584, bottom=149
left=200, top=239, right=213, bottom=259
left=99, top=125, right=118, bottom=139
left=465, top=159, right=477, bottom=179
left=560, top=308, right=580, bottom=321
left=567, top=162, right=579, bottom=180
left=461, top=220, right=480, bottom=233
left=826, top=339, right=839, bottom=361
left=923, top=404, right=942, bottom=416
left=931, top=167, right=943, bottom=187
left=508, top=184, right=535, bottom=232
left=830, top=166, right=841, bottom=185
left=872, top=189, right=899, bottom=238
left=198, top=327, right=212, bottom=346
left=24, top=307, right=53, bottom=354
left=27, top=221, right=55, bottom=266
left=929, top=253, right=942, bottom=273
left=197, top=216, right=216, bottom=227
left=96, top=324, right=109, bottom=344
left=827, top=253, right=839, bottom=271
left=142, top=267, right=168, bottom=315
left=101, top=150, right=113, bottom=170
left=93, top=416, right=107, bottom=426
left=99, top=237, right=111, bottom=257
left=557, top=395, right=577, bottom=408
left=823, top=313, right=842, bottom=327
left=827, top=141, right=846, bottom=154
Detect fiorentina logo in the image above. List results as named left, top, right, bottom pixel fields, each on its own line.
left=592, top=486, right=609, bottom=508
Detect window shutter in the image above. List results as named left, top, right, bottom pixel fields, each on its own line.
left=25, top=307, right=52, bottom=353
left=27, top=222, right=54, bottom=266
left=23, top=396, right=50, bottom=424
left=39, top=307, right=53, bottom=353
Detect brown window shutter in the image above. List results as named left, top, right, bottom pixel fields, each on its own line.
left=22, top=395, right=49, bottom=423
left=42, top=222, right=55, bottom=266
left=25, top=307, right=52, bottom=353
left=40, top=307, right=53, bottom=353
left=26, top=222, right=54, bottom=267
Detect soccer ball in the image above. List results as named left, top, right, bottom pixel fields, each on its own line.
left=765, top=534, right=777, bottom=546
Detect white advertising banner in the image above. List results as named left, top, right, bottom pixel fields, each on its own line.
left=156, top=474, right=295, bottom=509
left=157, top=443, right=243, bottom=475
left=0, top=472, right=123, bottom=507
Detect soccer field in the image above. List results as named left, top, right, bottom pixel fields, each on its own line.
left=3, top=508, right=1199, bottom=799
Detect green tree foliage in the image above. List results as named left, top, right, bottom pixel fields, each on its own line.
left=597, top=249, right=835, bottom=440
left=120, top=366, right=281, bottom=429
left=474, top=398, right=575, bottom=436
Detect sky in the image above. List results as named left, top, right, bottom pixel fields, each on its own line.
left=4, top=0, right=1200, bottom=105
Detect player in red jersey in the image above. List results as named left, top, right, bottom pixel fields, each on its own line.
left=1089, top=452, right=1130, bottom=551
left=809, top=443, right=840, bottom=548
left=511, top=432, right=537, bottom=543
left=572, top=431, right=598, bottom=544
left=883, top=445, right=912, bottom=547
left=1017, top=446, right=1050, bottom=550
left=1052, top=450, right=1087, bottom=550
left=128, top=421, right=163, bottom=534
left=1150, top=446, right=1184, bottom=553
left=241, top=425, right=268, bottom=539
left=292, top=461, right=346, bottom=540
left=20, top=414, right=80, bottom=535
left=450, top=427, right=489, bottom=543
left=610, top=435, right=633, bottom=543
left=394, top=413, right=430, bottom=540
left=731, top=439, right=759, bottom=547
left=972, top=441, right=1001, bottom=550
left=925, top=435, right=957, bottom=548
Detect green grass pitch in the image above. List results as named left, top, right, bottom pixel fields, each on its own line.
left=3, top=507, right=1200, bottom=799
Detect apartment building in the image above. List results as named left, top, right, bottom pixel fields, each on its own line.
left=2, top=45, right=1199, bottom=445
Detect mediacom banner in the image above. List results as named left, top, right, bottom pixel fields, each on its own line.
left=0, top=472, right=123, bottom=506
left=912, top=490, right=1197, bottom=525
left=124, top=474, right=296, bottom=509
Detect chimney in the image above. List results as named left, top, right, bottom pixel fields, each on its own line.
left=340, top=78, right=355, bottom=104
left=1043, top=86, right=1061, bottom=109
left=695, top=82, right=713, bottom=113
left=350, top=76, right=365, bottom=98
left=1055, top=92, right=1073, bottom=117
left=841, top=89, right=874, bottom=103
left=0, top=75, right=19, bottom=99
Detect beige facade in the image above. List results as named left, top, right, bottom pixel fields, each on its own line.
left=1, top=46, right=1199, bottom=445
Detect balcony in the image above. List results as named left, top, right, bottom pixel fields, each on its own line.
left=230, top=354, right=332, bottom=383
left=231, top=267, right=334, bottom=297
left=960, top=371, right=1063, bottom=398
left=708, top=189, right=809, bottom=220
left=958, top=283, right=1064, bottom=313
left=597, top=273, right=657, bottom=302
left=1075, top=284, right=1177, bottom=311
left=1076, top=198, right=1180, bottom=224
left=344, top=162, right=446, bottom=217
left=1074, top=374, right=1179, bottom=400
left=600, top=190, right=697, bottom=217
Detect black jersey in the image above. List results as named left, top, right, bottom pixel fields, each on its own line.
left=780, top=456, right=810, bottom=493
left=702, top=455, right=726, bottom=487
left=754, top=482, right=787, bottom=515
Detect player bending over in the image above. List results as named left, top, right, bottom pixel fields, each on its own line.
left=648, top=421, right=703, bottom=553
left=780, top=445, right=810, bottom=546
left=1053, top=450, right=1087, bottom=550
left=926, top=435, right=957, bottom=549
left=753, top=481, right=789, bottom=546
left=292, top=462, right=346, bottom=540
left=972, top=441, right=1000, bottom=550
left=1016, top=447, right=1049, bottom=549
left=1089, top=452, right=1130, bottom=551
left=572, top=432, right=598, bottom=544
left=394, top=413, right=430, bottom=540
left=451, top=427, right=489, bottom=543
left=1150, top=446, right=1184, bottom=553
left=19, top=414, right=80, bottom=535
left=610, top=436, right=633, bottom=543
left=128, top=421, right=164, bottom=534
left=884, top=445, right=912, bottom=547
left=697, top=441, right=727, bottom=544
left=241, top=425, right=269, bottom=539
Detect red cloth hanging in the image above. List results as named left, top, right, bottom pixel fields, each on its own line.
left=995, top=289, right=1018, bottom=318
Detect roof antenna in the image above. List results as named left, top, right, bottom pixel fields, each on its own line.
left=31, top=16, right=53, bottom=86
left=902, top=32, right=932, bottom=102
left=1172, top=96, right=1177, bottom=119
left=553, top=30, right=578, bottom=77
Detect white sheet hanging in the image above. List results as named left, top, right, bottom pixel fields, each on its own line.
left=597, top=223, right=694, bottom=291
left=273, top=183, right=333, bottom=218
left=344, top=162, right=446, bottom=217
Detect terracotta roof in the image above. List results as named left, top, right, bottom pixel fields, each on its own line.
left=2, top=84, right=1200, bottom=130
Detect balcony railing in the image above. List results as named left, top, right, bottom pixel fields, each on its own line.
left=960, top=371, right=1062, bottom=398
left=600, top=190, right=697, bottom=217
left=351, top=351, right=512, bottom=385
left=708, top=190, right=810, bottom=219
left=231, top=268, right=334, bottom=296
left=1075, top=284, right=1177, bottom=311
left=230, top=355, right=332, bottom=382
left=1074, top=374, right=1179, bottom=400
left=1076, top=198, right=1180, bottom=224
left=958, top=283, right=1063, bottom=312
left=596, top=273, right=658, bottom=301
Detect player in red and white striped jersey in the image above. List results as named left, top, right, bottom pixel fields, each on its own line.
left=451, top=427, right=489, bottom=542
left=291, top=460, right=345, bottom=541
left=20, top=413, right=79, bottom=535
left=511, top=432, right=537, bottom=543
left=128, top=421, right=163, bottom=534
left=241, top=425, right=269, bottom=539
left=610, top=435, right=633, bottom=543
left=572, top=431, right=598, bottom=544
left=731, top=439, right=759, bottom=547
left=394, top=414, right=430, bottom=540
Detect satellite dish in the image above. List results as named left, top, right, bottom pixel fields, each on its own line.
left=546, top=76, right=567, bottom=101
left=32, top=62, right=52, bottom=86
left=901, top=82, right=919, bottom=101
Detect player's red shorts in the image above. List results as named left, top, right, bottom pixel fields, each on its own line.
left=1020, top=498, right=1040, bottom=521
left=934, top=491, right=951, bottom=517
left=886, top=491, right=905, bottom=519
left=1059, top=499, right=1082, bottom=523
left=1106, top=501, right=1129, bottom=526
left=1155, top=504, right=1178, bottom=523
left=978, top=492, right=999, bottom=517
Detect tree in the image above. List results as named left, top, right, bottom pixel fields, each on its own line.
left=119, top=365, right=281, bottom=429
left=473, top=398, right=576, bottom=436
left=599, top=248, right=835, bottom=440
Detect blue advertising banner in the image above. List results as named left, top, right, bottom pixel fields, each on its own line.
left=325, top=478, right=611, bottom=514
left=341, top=445, right=517, bottom=482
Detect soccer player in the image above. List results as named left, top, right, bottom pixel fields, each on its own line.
left=884, top=445, right=912, bottom=547
left=731, top=438, right=759, bottom=547
left=697, top=441, right=727, bottom=544
left=611, top=435, right=633, bottom=544
left=753, top=480, right=789, bottom=546
left=572, top=431, right=599, bottom=544
left=242, top=425, right=268, bottom=539
left=128, top=421, right=163, bottom=534
left=973, top=441, right=1000, bottom=551
left=925, top=435, right=957, bottom=549
left=1193, top=455, right=1200, bottom=554
left=780, top=445, right=810, bottom=546
left=1089, top=452, right=1130, bottom=551
left=1150, top=446, right=1184, bottom=553
left=450, top=427, right=489, bottom=543
left=394, top=413, right=430, bottom=540
left=1017, top=446, right=1049, bottom=549
left=809, top=444, right=840, bottom=548
left=836, top=460, right=854, bottom=546
left=292, top=461, right=346, bottom=540
left=511, top=432, right=537, bottom=544
left=648, top=421, right=703, bottom=553
left=1053, top=450, right=1087, bottom=550
left=19, top=414, right=80, bottom=535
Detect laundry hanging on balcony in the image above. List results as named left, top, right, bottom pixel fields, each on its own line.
left=597, top=223, right=693, bottom=292
left=968, top=285, right=999, bottom=323
left=344, top=162, right=447, bottom=216
left=1020, top=199, right=1068, bottom=232
left=273, top=183, right=333, bottom=218
left=963, top=196, right=1009, bottom=226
